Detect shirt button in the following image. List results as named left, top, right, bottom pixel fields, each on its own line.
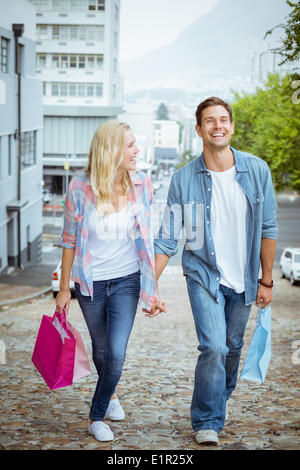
left=206, top=220, right=210, bottom=224
left=208, top=188, right=211, bottom=191
left=211, top=252, right=214, bottom=255
left=216, top=277, right=220, bottom=281
left=207, top=172, right=210, bottom=176
left=206, top=206, right=209, bottom=209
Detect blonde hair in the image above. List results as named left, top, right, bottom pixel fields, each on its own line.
left=85, top=120, right=132, bottom=215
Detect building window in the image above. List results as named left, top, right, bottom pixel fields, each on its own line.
left=96, top=55, right=103, bottom=69
left=32, top=0, right=49, bottom=9
left=70, top=56, right=77, bottom=68
left=69, top=84, right=76, bottom=96
left=49, top=82, right=103, bottom=97
left=113, top=58, right=117, bottom=73
left=78, top=55, right=85, bottom=68
left=78, top=83, right=85, bottom=96
left=114, top=31, right=118, bottom=48
left=88, top=0, right=105, bottom=10
left=36, top=53, right=46, bottom=69
left=52, top=83, right=59, bottom=96
left=70, top=27, right=78, bottom=39
left=49, top=53, right=103, bottom=69
left=61, top=55, right=68, bottom=68
left=52, top=0, right=87, bottom=10
left=96, top=84, right=103, bottom=97
left=115, top=4, right=119, bottom=21
left=21, top=131, right=36, bottom=168
left=37, top=25, right=48, bottom=40
left=79, top=27, right=87, bottom=40
left=50, top=25, right=104, bottom=41
left=71, top=0, right=79, bottom=9
left=52, top=55, right=59, bottom=67
left=1, top=37, right=9, bottom=72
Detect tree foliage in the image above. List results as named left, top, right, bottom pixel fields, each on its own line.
left=156, top=102, right=170, bottom=120
left=231, top=73, right=300, bottom=191
left=265, top=0, right=300, bottom=65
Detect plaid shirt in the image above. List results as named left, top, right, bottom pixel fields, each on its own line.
left=59, top=171, right=156, bottom=311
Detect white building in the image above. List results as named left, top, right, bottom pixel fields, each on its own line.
left=251, top=41, right=299, bottom=86
left=154, top=120, right=180, bottom=150
left=30, top=0, right=123, bottom=193
left=154, top=120, right=180, bottom=170
left=118, top=103, right=155, bottom=176
left=0, top=0, right=43, bottom=271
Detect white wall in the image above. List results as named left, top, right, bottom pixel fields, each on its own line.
left=0, top=0, right=36, bottom=41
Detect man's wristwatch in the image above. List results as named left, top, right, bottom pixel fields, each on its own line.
left=258, top=279, right=274, bottom=288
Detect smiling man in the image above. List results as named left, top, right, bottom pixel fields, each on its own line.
left=150, top=97, right=278, bottom=445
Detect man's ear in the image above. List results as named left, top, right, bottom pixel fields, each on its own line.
left=195, top=124, right=202, bottom=137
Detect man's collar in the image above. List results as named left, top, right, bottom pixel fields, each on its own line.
left=195, top=147, right=248, bottom=173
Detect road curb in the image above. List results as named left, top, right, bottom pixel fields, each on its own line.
left=0, top=286, right=52, bottom=309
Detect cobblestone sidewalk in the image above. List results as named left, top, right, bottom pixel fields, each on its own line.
left=0, top=268, right=299, bottom=450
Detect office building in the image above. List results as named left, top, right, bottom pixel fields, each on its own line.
left=0, top=0, right=43, bottom=272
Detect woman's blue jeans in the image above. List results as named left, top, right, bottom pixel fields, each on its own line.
left=186, top=277, right=252, bottom=434
left=75, top=271, right=140, bottom=421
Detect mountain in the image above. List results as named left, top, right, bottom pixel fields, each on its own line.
left=120, top=0, right=290, bottom=89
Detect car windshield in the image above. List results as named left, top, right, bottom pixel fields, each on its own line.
left=294, top=254, right=300, bottom=263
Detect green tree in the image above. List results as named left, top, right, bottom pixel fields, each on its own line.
left=265, top=0, right=300, bottom=66
left=231, top=73, right=300, bottom=191
left=156, top=102, right=169, bottom=120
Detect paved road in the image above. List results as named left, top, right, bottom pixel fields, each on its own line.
left=0, top=268, right=299, bottom=450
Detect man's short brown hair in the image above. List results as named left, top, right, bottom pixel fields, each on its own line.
left=195, top=97, right=233, bottom=127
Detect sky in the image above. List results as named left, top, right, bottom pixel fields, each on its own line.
left=119, top=0, right=219, bottom=62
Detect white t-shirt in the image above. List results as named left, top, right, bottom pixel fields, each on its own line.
left=209, top=166, right=248, bottom=293
left=87, top=203, right=140, bottom=281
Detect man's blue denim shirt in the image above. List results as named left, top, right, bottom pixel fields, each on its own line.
left=154, top=147, right=278, bottom=305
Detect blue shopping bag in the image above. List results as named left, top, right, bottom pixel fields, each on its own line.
left=240, top=304, right=272, bottom=384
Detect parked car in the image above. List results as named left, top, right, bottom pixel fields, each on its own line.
left=43, top=189, right=53, bottom=204
left=52, top=260, right=75, bottom=298
left=279, top=248, right=300, bottom=285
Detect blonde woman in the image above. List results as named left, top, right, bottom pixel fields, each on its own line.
left=56, top=120, right=165, bottom=442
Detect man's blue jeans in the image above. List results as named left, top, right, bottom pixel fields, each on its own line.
left=186, top=277, right=252, bottom=433
left=75, top=271, right=140, bottom=421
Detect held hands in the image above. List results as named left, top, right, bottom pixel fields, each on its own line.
left=255, top=284, right=272, bottom=309
left=142, top=288, right=167, bottom=318
left=55, top=289, right=71, bottom=315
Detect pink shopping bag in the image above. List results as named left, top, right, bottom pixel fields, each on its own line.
left=68, top=323, right=91, bottom=382
left=32, top=310, right=76, bottom=390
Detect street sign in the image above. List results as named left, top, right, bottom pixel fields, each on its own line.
left=64, top=161, right=70, bottom=171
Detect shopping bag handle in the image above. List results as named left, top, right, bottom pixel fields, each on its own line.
left=54, top=309, right=70, bottom=333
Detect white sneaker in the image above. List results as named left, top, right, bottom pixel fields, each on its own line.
left=106, top=397, right=125, bottom=421
left=88, top=421, right=114, bottom=441
left=195, top=429, right=219, bottom=445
